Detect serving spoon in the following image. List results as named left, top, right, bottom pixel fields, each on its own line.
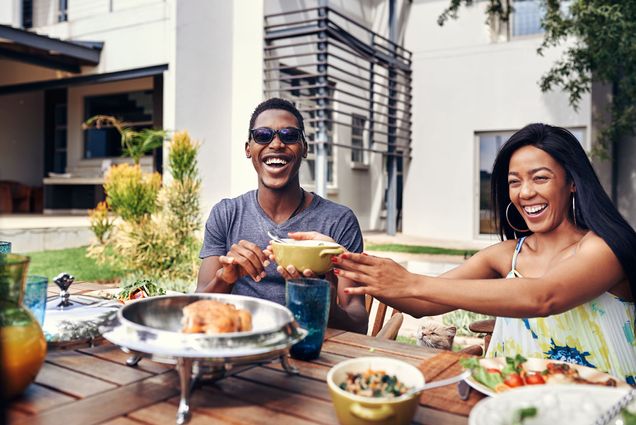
left=403, top=370, right=471, bottom=397
left=268, top=230, right=288, bottom=244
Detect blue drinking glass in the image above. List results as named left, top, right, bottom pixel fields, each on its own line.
left=23, top=275, right=48, bottom=325
left=0, top=241, right=11, bottom=254
left=286, top=278, right=331, bottom=360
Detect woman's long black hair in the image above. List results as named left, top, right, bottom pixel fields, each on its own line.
left=491, top=123, right=636, bottom=297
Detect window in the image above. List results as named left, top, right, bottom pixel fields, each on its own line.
left=22, top=0, right=33, bottom=28
left=302, top=137, right=335, bottom=185
left=511, top=0, right=572, bottom=38
left=350, top=114, right=367, bottom=165
left=477, top=132, right=514, bottom=234
left=83, top=90, right=153, bottom=159
left=511, top=0, right=544, bottom=37
left=58, top=0, right=68, bottom=22
left=477, top=128, right=586, bottom=235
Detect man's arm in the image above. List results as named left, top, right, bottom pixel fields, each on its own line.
left=196, top=256, right=233, bottom=293
left=328, top=274, right=368, bottom=333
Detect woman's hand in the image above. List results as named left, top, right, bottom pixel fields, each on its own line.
left=333, top=253, right=418, bottom=299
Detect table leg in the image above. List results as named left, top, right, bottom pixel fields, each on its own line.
left=176, top=357, right=193, bottom=425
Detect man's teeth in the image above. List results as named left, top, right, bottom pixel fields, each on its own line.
left=265, top=158, right=288, bottom=166
left=524, top=204, right=547, bottom=214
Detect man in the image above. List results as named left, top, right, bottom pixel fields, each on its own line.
left=197, top=98, right=368, bottom=333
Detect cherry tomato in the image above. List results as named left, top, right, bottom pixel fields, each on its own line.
left=131, top=289, right=147, bottom=300
left=503, top=373, right=524, bottom=387
left=524, top=373, right=545, bottom=385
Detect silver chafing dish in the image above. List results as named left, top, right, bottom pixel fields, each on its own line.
left=100, top=293, right=307, bottom=424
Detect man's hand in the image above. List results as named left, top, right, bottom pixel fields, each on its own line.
left=218, top=240, right=271, bottom=285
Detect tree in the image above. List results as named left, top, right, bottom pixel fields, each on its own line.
left=439, top=0, right=636, bottom=163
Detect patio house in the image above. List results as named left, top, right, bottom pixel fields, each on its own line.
left=0, top=0, right=409, bottom=252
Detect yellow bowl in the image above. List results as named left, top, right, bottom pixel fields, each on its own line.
left=272, top=239, right=344, bottom=274
left=326, top=357, right=425, bottom=425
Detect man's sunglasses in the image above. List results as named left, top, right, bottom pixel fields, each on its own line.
left=250, top=127, right=304, bottom=145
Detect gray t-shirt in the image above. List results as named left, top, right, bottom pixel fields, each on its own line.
left=199, top=190, right=363, bottom=305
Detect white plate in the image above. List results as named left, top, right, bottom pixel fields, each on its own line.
left=469, top=384, right=634, bottom=425
left=83, top=288, right=182, bottom=304
left=465, top=357, right=630, bottom=397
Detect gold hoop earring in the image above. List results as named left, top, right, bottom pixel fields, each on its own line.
left=572, top=193, right=577, bottom=227
left=505, top=202, right=529, bottom=233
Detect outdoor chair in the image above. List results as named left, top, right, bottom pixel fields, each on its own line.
left=0, top=180, right=31, bottom=213
left=365, top=295, right=404, bottom=340
left=468, top=319, right=495, bottom=353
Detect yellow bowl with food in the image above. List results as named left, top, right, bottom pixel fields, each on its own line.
left=326, top=357, right=425, bottom=425
left=272, top=239, right=344, bottom=274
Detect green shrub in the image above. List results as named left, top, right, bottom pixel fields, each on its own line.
left=442, top=310, right=493, bottom=336
left=88, top=201, right=113, bottom=244
left=88, top=131, right=201, bottom=283
left=104, top=164, right=161, bottom=222
left=168, top=131, right=199, bottom=182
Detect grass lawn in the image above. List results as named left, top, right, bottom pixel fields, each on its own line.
left=365, top=243, right=477, bottom=257
left=25, top=247, right=124, bottom=283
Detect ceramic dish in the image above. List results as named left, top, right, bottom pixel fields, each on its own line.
left=271, top=239, right=344, bottom=274
left=469, top=384, right=635, bottom=425
left=326, top=357, right=425, bottom=425
left=465, top=357, right=631, bottom=397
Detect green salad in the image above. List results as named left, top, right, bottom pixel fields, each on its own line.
left=117, top=278, right=165, bottom=301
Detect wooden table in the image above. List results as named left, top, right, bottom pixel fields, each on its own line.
left=9, top=284, right=472, bottom=425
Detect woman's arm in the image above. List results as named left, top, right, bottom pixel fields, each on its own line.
left=337, top=243, right=506, bottom=318
left=337, top=236, right=625, bottom=318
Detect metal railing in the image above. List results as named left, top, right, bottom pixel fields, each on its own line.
left=263, top=6, right=413, bottom=161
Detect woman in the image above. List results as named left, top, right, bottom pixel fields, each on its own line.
left=332, top=124, right=636, bottom=384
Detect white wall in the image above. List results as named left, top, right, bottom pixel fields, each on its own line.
left=169, top=0, right=264, bottom=216
left=402, top=0, right=591, bottom=244
left=33, top=0, right=170, bottom=76
left=0, top=0, right=22, bottom=27
left=0, top=92, right=44, bottom=186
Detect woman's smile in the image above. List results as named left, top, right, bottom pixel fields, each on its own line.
left=508, top=145, right=574, bottom=233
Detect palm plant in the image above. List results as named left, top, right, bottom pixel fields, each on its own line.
left=83, top=115, right=165, bottom=165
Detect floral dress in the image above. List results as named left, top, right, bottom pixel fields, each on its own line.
left=486, top=237, right=636, bottom=385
